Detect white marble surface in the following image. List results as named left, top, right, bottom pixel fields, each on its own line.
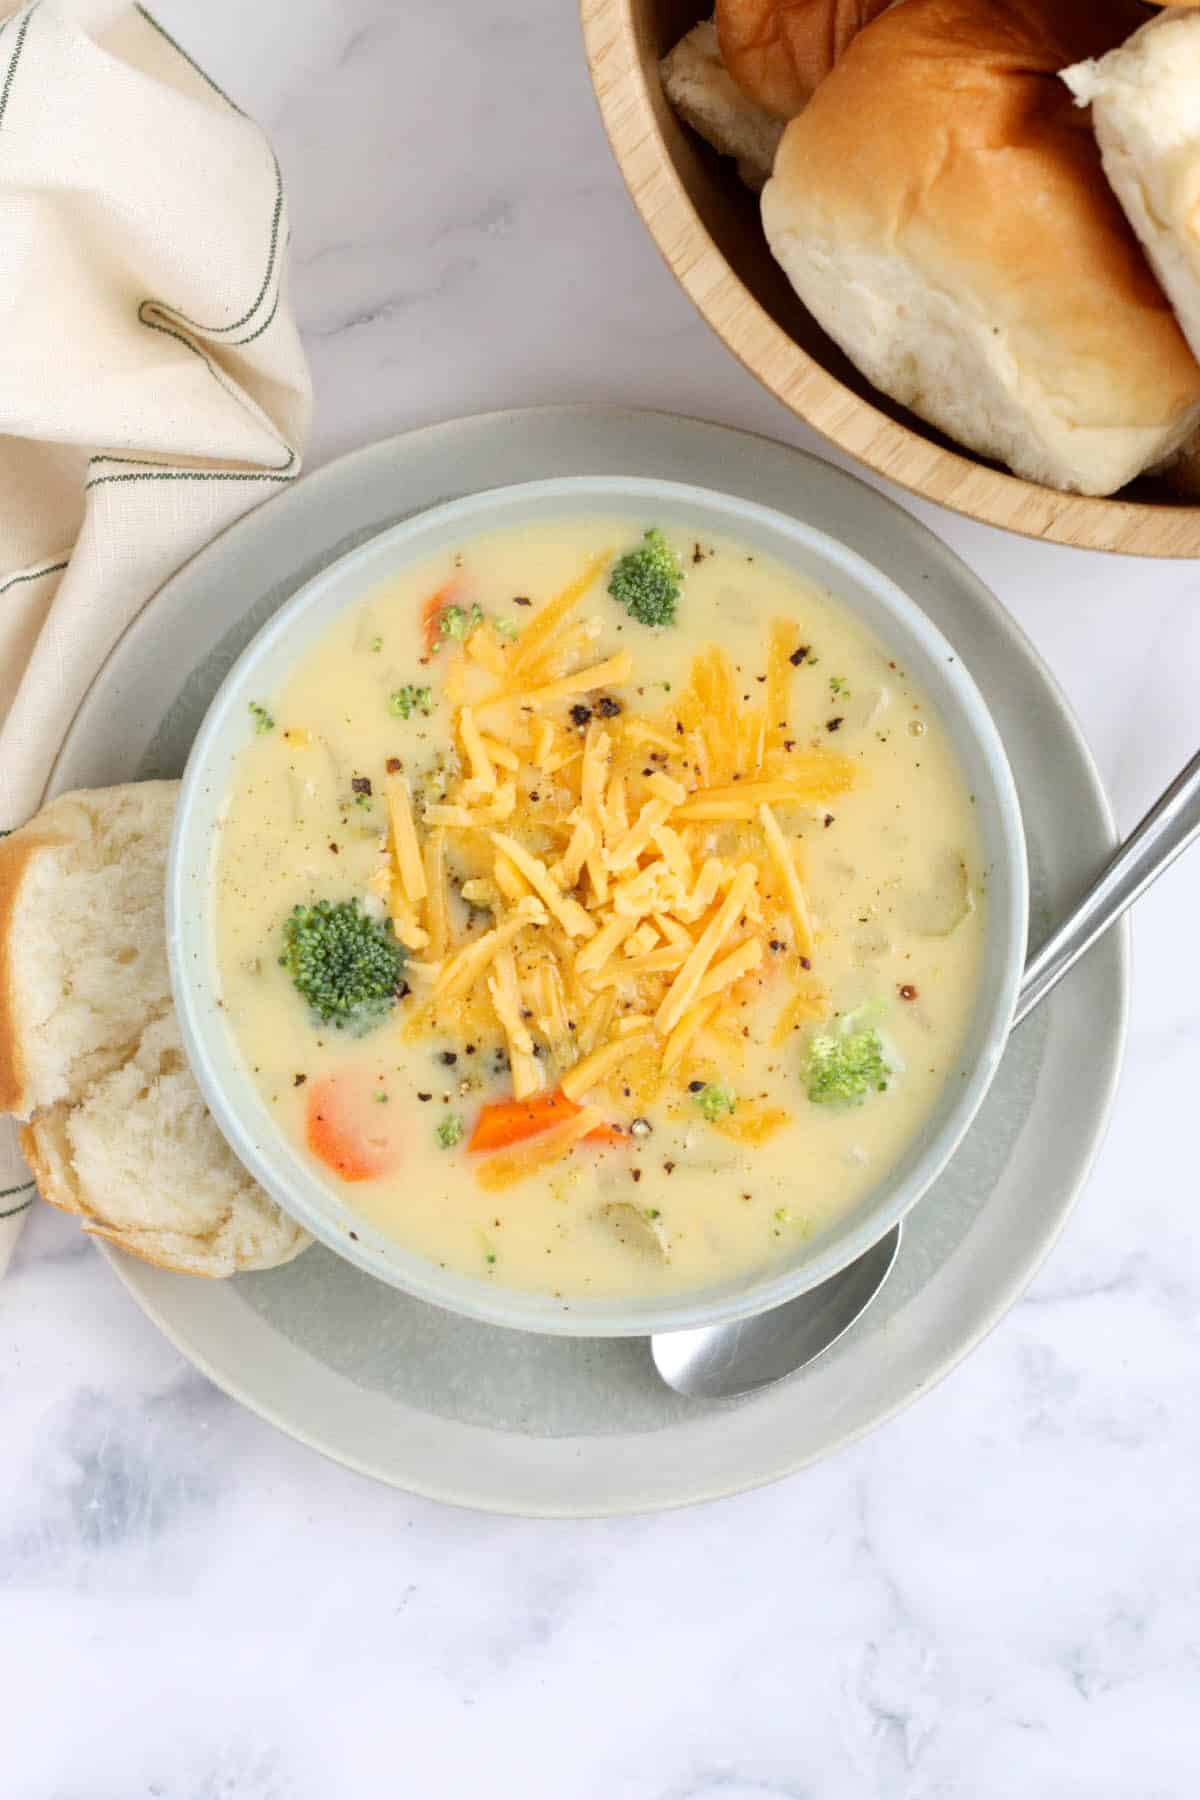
left=4, top=2, right=1200, bottom=1793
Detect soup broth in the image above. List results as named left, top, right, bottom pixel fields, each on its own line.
left=215, top=517, right=985, bottom=1304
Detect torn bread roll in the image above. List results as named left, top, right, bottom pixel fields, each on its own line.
left=0, top=783, right=310, bottom=1276
left=761, top=0, right=1200, bottom=496
left=0, top=781, right=176, bottom=1118
left=716, top=0, right=894, bottom=120
left=23, top=1011, right=311, bottom=1279
left=661, top=20, right=785, bottom=191
left=1062, top=11, right=1200, bottom=367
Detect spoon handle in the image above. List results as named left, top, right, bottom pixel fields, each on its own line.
left=1014, top=746, right=1200, bottom=1027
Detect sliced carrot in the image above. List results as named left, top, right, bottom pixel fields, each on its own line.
left=420, top=582, right=458, bottom=656
left=306, top=1075, right=402, bottom=1183
left=467, top=1089, right=576, bottom=1152
left=585, top=1121, right=629, bottom=1148
left=468, top=1087, right=626, bottom=1153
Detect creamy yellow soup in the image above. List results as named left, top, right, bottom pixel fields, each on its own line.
left=215, top=517, right=984, bottom=1301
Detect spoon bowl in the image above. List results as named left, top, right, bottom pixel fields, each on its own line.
left=651, top=1224, right=903, bottom=1400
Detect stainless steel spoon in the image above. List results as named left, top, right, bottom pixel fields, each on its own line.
left=652, top=747, right=1200, bottom=1401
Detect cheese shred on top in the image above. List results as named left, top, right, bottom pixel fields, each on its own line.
left=376, top=558, right=858, bottom=1168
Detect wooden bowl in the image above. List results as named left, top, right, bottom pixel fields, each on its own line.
left=581, top=0, right=1200, bottom=556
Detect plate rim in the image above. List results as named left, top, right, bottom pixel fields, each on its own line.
left=47, top=405, right=1129, bottom=1515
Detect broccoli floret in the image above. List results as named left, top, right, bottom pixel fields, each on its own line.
left=438, top=602, right=484, bottom=644
left=694, top=1081, right=736, bottom=1122
left=803, top=1027, right=891, bottom=1106
left=388, top=684, right=434, bottom=719
left=436, top=1113, right=464, bottom=1149
left=248, top=701, right=274, bottom=734
left=608, top=528, right=682, bottom=628
left=280, top=899, right=406, bottom=1031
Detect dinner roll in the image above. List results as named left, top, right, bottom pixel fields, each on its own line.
left=1062, top=11, right=1200, bottom=367
left=760, top=0, right=1200, bottom=496
left=1, top=781, right=310, bottom=1276
left=0, top=782, right=177, bottom=1118
left=716, top=0, right=894, bottom=119
left=660, top=21, right=785, bottom=192
left=23, top=1011, right=311, bottom=1279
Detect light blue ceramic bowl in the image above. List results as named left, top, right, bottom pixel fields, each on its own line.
left=168, top=476, right=1027, bottom=1337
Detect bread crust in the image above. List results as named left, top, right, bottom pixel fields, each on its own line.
left=717, top=0, right=893, bottom=118
left=0, top=826, right=62, bottom=1116
left=21, top=1110, right=311, bottom=1278
left=6, top=780, right=311, bottom=1279
left=23, top=1105, right=221, bottom=1277
left=661, top=20, right=785, bottom=191
left=19, top=1113, right=82, bottom=1218
left=1063, top=10, right=1200, bottom=373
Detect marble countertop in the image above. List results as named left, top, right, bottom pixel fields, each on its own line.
left=4, top=2, right=1200, bottom=1793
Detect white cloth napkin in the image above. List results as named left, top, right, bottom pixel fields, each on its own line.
left=0, top=0, right=311, bottom=1276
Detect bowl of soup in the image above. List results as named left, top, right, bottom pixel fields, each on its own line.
left=168, top=476, right=1027, bottom=1336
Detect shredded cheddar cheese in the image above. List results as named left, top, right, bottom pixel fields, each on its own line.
left=435, top=912, right=541, bottom=1001
left=422, top=828, right=450, bottom=961
left=656, top=863, right=757, bottom=1036
left=389, top=882, right=430, bottom=952
left=385, top=775, right=427, bottom=905
left=375, top=570, right=856, bottom=1175
left=674, top=767, right=855, bottom=820
left=490, top=832, right=596, bottom=939
left=511, top=650, right=634, bottom=712
left=574, top=911, right=637, bottom=976
left=758, top=803, right=815, bottom=957
left=694, top=937, right=763, bottom=1003
left=458, top=706, right=496, bottom=792
left=713, top=1105, right=792, bottom=1147
left=488, top=944, right=544, bottom=1101
left=556, top=816, right=595, bottom=891
left=662, top=992, right=723, bottom=1072
left=606, top=797, right=673, bottom=875
left=560, top=1018, right=653, bottom=1102
left=506, top=552, right=611, bottom=678
left=480, top=734, right=520, bottom=772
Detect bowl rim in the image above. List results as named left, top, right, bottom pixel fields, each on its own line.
left=579, top=0, right=1200, bottom=558
left=168, top=472, right=1028, bottom=1337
